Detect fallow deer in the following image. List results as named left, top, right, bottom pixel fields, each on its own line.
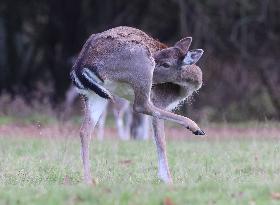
left=70, top=26, right=204, bottom=184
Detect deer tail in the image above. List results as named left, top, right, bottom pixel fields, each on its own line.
left=70, top=67, right=113, bottom=100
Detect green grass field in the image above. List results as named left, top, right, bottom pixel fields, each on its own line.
left=1, top=131, right=280, bottom=205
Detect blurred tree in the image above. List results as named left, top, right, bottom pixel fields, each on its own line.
left=0, top=0, right=279, bottom=120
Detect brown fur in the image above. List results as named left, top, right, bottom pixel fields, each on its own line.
left=73, top=27, right=167, bottom=80
left=97, top=26, right=168, bottom=53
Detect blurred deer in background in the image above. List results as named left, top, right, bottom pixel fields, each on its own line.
left=65, top=86, right=133, bottom=140
left=70, top=26, right=204, bottom=184
left=130, top=112, right=150, bottom=140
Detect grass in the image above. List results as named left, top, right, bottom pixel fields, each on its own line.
left=1, top=133, right=280, bottom=205
left=0, top=114, right=58, bottom=126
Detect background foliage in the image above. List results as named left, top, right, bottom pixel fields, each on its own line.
left=0, top=0, right=279, bottom=121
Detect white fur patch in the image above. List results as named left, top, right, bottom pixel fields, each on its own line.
left=157, top=153, right=170, bottom=183
left=84, top=68, right=102, bottom=83
left=183, top=49, right=204, bottom=65
left=87, top=93, right=108, bottom=123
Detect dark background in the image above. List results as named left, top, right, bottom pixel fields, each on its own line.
left=0, top=0, right=279, bottom=122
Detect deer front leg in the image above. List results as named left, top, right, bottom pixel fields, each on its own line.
left=80, top=93, right=108, bottom=184
left=152, top=117, right=172, bottom=184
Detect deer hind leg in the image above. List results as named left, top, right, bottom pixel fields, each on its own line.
left=80, top=93, right=108, bottom=184
left=131, top=69, right=204, bottom=135
left=152, top=118, right=172, bottom=184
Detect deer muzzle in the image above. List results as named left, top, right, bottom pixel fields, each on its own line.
left=180, top=65, right=203, bottom=89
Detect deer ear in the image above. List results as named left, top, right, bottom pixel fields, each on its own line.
left=183, top=49, right=204, bottom=65
left=174, top=37, right=192, bottom=54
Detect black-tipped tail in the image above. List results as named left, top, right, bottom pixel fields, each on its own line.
left=70, top=68, right=112, bottom=99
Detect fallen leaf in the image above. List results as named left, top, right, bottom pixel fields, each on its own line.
left=103, top=188, right=112, bottom=193
left=63, top=175, right=70, bottom=185
left=163, top=197, right=176, bottom=205
left=119, top=159, right=133, bottom=165
left=73, top=195, right=83, bottom=203
left=249, top=200, right=256, bottom=205
left=92, top=177, right=99, bottom=186
left=271, top=192, right=280, bottom=200
left=238, top=191, right=244, bottom=197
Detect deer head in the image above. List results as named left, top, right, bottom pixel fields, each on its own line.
left=153, top=37, right=204, bottom=90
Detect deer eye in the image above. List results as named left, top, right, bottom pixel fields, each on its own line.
left=162, top=62, right=171, bottom=68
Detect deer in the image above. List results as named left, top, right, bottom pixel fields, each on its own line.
left=70, top=26, right=204, bottom=184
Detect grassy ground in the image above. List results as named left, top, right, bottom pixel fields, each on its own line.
left=0, top=114, right=280, bottom=205
left=1, top=132, right=280, bottom=205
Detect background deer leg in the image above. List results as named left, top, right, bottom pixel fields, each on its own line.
left=113, top=97, right=130, bottom=140
left=123, top=107, right=133, bottom=140
left=80, top=93, right=108, bottom=184
left=152, top=117, right=173, bottom=183
left=131, top=112, right=150, bottom=140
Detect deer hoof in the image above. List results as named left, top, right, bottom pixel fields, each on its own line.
left=193, top=129, right=205, bottom=135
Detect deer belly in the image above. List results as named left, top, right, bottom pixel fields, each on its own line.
left=104, top=80, right=134, bottom=100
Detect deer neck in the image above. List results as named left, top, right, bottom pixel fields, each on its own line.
left=151, top=83, right=190, bottom=110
